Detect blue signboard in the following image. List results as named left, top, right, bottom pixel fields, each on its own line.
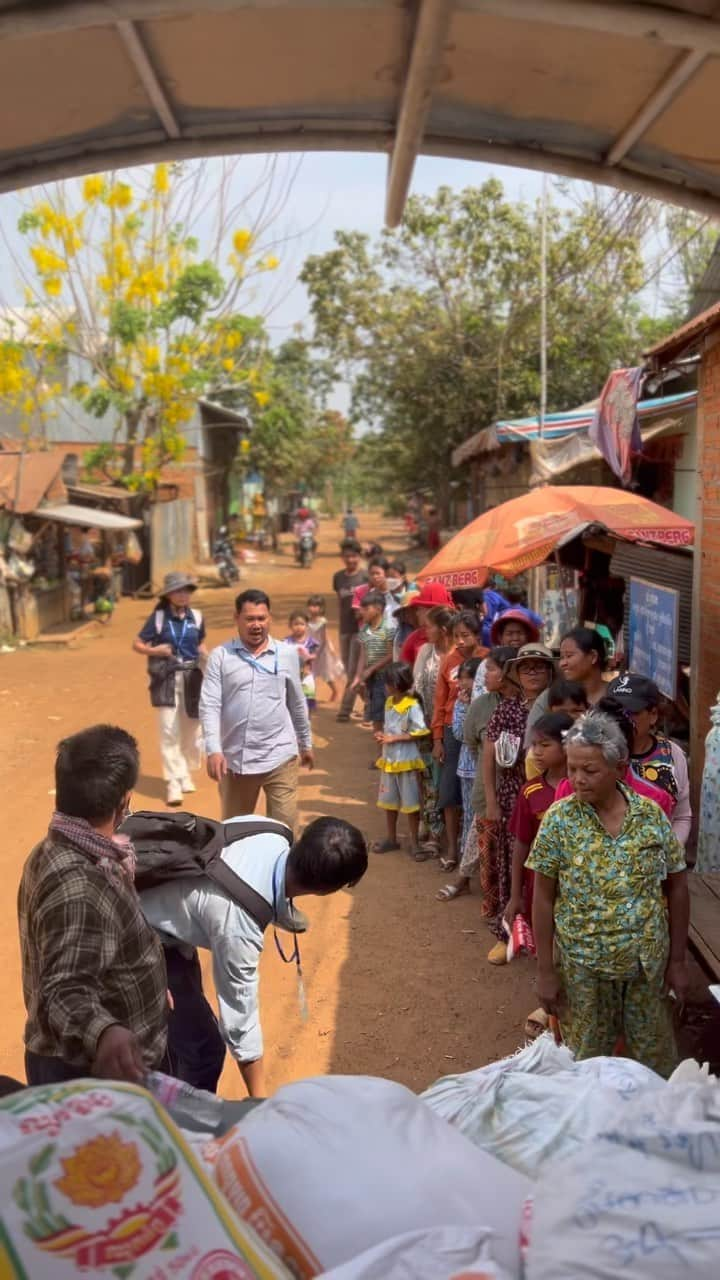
left=627, top=577, right=680, bottom=699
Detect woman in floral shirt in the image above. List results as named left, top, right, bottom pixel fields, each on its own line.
left=529, top=711, right=689, bottom=1077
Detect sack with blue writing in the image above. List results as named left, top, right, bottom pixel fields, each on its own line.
left=526, top=1079, right=720, bottom=1277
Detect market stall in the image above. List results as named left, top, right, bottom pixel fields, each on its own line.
left=417, top=485, right=695, bottom=724
left=13, top=503, right=143, bottom=640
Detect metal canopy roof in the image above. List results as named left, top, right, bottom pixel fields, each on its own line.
left=32, top=502, right=143, bottom=529
left=4, top=2, right=720, bottom=224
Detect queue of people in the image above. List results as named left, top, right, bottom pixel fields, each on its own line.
left=330, top=533, right=692, bottom=1077
left=14, top=524, right=694, bottom=1103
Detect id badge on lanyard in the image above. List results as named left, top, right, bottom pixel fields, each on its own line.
left=169, top=616, right=188, bottom=655
left=272, top=855, right=308, bottom=1021
left=237, top=647, right=279, bottom=677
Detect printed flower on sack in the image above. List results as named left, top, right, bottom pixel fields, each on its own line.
left=55, top=1130, right=141, bottom=1207
left=14, top=1112, right=183, bottom=1272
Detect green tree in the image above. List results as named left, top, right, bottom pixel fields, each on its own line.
left=658, top=207, right=717, bottom=320
left=248, top=338, right=353, bottom=502
left=1, top=162, right=283, bottom=487
left=300, top=181, right=678, bottom=513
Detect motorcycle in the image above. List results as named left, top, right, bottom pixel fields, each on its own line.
left=213, top=531, right=240, bottom=585
left=297, top=531, right=315, bottom=568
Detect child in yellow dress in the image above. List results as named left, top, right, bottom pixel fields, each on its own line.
left=374, top=662, right=429, bottom=855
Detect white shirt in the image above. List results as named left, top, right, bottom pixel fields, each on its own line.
left=140, top=816, right=294, bottom=1063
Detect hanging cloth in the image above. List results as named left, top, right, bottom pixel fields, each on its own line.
left=589, top=367, right=644, bottom=486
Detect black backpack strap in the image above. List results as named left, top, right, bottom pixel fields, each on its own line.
left=205, top=860, right=275, bottom=931
left=223, top=817, right=293, bottom=845
left=206, top=817, right=293, bottom=931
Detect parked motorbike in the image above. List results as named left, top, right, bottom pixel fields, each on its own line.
left=213, top=529, right=240, bottom=585
left=297, top=531, right=315, bottom=568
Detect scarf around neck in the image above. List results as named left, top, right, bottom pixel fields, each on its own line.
left=49, top=811, right=136, bottom=884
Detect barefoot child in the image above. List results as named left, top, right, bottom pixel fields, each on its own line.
left=307, top=594, right=343, bottom=702
left=353, top=591, right=393, bottom=741
left=284, top=610, right=320, bottom=713
left=374, top=662, right=428, bottom=854
left=453, top=657, right=483, bottom=862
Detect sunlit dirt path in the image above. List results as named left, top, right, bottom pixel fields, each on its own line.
left=0, top=513, right=532, bottom=1094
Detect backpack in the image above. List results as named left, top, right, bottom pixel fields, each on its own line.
left=154, top=606, right=203, bottom=636
left=122, top=811, right=292, bottom=931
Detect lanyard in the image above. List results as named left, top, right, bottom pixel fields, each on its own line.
left=271, top=854, right=308, bottom=1020
left=236, top=644, right=279, bottom=676
left=168, top=615, right=188, bottom=654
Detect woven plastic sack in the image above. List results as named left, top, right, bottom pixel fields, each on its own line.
left=0, top=1078, right=290, bottom=1279
left=526, top=1079, right=720, bottom=1278
left=317, top=1226, right=512, bottom=1279
left=421, top=1035, right=664, bottom=1179
left=213, top=1075, right=529, bottom=1278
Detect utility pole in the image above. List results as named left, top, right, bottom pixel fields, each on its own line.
left=539, top=173, right=548, bottom=438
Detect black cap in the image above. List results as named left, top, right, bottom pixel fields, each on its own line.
left=607, top=672, right=661, bottom=711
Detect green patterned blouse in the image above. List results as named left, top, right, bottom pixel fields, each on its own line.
left=527, top=785, right=686, bottom=979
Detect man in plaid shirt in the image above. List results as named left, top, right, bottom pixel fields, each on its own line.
left=19, top=725, right=168, bottom=1085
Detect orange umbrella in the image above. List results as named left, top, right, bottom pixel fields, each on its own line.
left=417, top=485, right=694, bottom=588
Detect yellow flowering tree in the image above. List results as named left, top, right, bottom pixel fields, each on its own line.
left=2, top=161, right=280, bottom=487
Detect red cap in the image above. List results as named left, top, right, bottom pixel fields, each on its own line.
left=411, top=581, right=455, bottom=609
left=490, top=608, right=540, bottom=646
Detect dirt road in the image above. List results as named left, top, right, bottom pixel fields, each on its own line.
left=0, top=515, right=533, bottom=1095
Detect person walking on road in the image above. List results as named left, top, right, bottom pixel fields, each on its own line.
left=18, top=725, right=168, bottom=1086
left=133, top=571, right=207, bottom=807
left=341, top=507, right=359, bottom=538
left=200, top=588, right=314, bottom=829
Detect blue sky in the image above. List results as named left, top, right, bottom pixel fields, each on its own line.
left=0, top=150, right=548, bottom=422
left=249, top=151, right=546, bottom=341
left=0, top=150, right=544, bottom=341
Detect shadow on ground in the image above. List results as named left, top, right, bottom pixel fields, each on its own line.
left=298, top=706, right=534, bottom=1094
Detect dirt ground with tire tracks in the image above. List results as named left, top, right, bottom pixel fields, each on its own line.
left=0, top=513, right=535, bottom=1095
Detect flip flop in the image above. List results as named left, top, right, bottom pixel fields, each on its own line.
left=487, top=940, right=508, bottom=965
left=371, top=839, right=401, bottom=854
left=438, top=857, right=457, bottom=872
left=524, top=1008, right=550, bottom=1040
left=436, top=882, right=470, bottom=901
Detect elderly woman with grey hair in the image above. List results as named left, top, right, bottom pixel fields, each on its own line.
left=527, top=711, right=689, bottom=1076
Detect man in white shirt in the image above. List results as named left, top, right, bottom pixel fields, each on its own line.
left=140, top=814, right=367, bottom=1097
left=200, top=587, right=314, bottom=829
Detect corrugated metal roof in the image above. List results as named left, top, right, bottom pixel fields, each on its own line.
left=0, top=448, right=66, bottom=513
left=32, top=502, right=142, bottom=530
left=0, top=399, right=201, bottom=447
left=452, top=390, right=697, bottom=467
left=3, top=4, right=720, bottom=226
left=644, top=298, right=720, bottom=361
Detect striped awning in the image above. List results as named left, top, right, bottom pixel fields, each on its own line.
left=452, top=389, right=697, bottom=467
left=494, top=390, right=697, bottom=443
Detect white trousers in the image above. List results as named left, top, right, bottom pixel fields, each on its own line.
left=157, top=671, right=202, bottom=783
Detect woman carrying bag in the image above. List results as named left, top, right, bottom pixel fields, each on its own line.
left=133, top=571, right=207, bottom=806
